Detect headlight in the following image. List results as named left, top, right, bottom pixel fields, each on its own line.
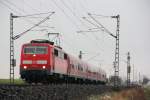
left=23, top=60, right=32, bottom=64
left=37, top=60, right=47, bottom=64
left=42, top=66, right=46, bottom=69
left=23, top=66, right=27, bottom=69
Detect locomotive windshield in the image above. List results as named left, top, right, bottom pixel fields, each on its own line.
left=24, top=46, right=47, bottom=54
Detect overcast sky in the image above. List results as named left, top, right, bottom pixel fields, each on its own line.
left=0, top=0, right=150, bottom=81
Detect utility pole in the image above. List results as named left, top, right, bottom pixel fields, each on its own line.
left=112, top=15, right=120, bottom=88
left=10, top=13, right=17, bottom=84
left=127, top=52, right=131, bottom=87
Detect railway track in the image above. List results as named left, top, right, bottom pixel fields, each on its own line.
left=0, top=84, right=113, bottom=100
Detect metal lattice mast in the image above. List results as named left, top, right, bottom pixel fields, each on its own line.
left=112, top=15, right=120, bottom=88
left=10, top=13, right=16, bottom=84
left=84, top=14, right=120, bottom=88
left=127, top=52, right=131, bottom=86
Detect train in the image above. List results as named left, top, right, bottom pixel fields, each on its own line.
left=20, top=39, right=107, bottom=84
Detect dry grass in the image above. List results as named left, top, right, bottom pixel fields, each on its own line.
left=88, top=88, right=146, bottom=100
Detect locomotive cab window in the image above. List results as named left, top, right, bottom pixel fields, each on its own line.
left=24, top=46, right=47, bottom=54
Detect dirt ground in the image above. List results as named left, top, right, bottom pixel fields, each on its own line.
left=89, top=88, right=146, bottom=100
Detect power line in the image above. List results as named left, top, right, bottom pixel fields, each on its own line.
left=13, top=12, right=55, bottom=40
left=88, top=13, right=116, bottom=38
left=81, top=17, right=108, bottom=49
left=89, top=13, right=111, bottom=18
left=60, top=0, right=90, bottom=29
left=86, top=53, right=101, bottom=61
left=4, top=0, right=26, bottom=13
left=17, top=12, right=54, bottom=17
left=51, top=0, right=106, bottom=57
left=0, top=1, right=21, bottom=14
left=78, top=0, right=88, bottom=13
left=22, top=0, right=55, bottom=30
left=83, top=14, right=117, bottom=52
left=82, top=17, right=102, bottom=30
left=51, top=0, right=81, bottom=30
left=1, top=0, right=53, bottom=31
left=21, top=0, right=41, bottom=12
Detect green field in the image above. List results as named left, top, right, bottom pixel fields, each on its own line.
left=0, top=79, right=25, bottom=84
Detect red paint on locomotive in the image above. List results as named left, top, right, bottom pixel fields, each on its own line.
left=20, top=39, right=107, bottom=84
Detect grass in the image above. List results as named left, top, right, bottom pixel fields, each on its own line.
left=144, top=86, right=150, bottom=100
left=88, top=88, right=146, bottom=100
left=0, top=79, right=25, bottom=84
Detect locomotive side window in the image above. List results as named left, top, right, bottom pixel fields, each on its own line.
left=60, top=52, right=64, bottom=59
left=54, top=49, right=58, bottom=56
left=64, top=53, right=67, bottom=60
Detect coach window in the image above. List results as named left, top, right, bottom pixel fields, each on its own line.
left=103, top=75, right=104, bottom=78
left=81, top=67, right=83, bottom=71
left=54, top=49, right=58, bottom=56
left=75, top=65, right=78, bottom=70
left=78, top=64, right=80, bottom=70
left=72, top=64, right=74, bottom=69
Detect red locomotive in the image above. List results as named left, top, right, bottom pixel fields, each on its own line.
left=20, top=39, right=107, bottom=84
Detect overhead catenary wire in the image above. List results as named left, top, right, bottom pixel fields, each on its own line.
left=82, top=17, right=100, bottom=29
left=88, top=13, right=116, bottom=38
left=86, top=53, right=101, bottom=61
left=82, top=13, right=116, bottom=72
left=13, top=12, right=55, bottom=40
left=71, top=1, right=107, bottom=56
left=89, top=13, right=111, bottom=18
left=4, top=0, right=26, bottom=13
left=22, top=0, right=42, bottom=12
left=50, top=0, right=105, bottom=56
left=83, top=15, right=115, bottom=48
left=17, top=12, right=55, bottom=18
left=1, top=0, right=54, bottom=31
left=68, top=0, right=106, bottom=50
left=1, top=0, right=111, bottom=68
left=22, top=0, right=55, bottom=29
left=0, top=1, right=21, bottom=15
left=82, top=14, right=116, bottom=49
left=49, top=0, right=98, bottom=55
left=60, top=0, right=91, bottom=29
left=53, top=0, right=113, bottom=67
left=51, top=0, right=81, bottom=30
left=81, top=17, right=107, bottom=45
